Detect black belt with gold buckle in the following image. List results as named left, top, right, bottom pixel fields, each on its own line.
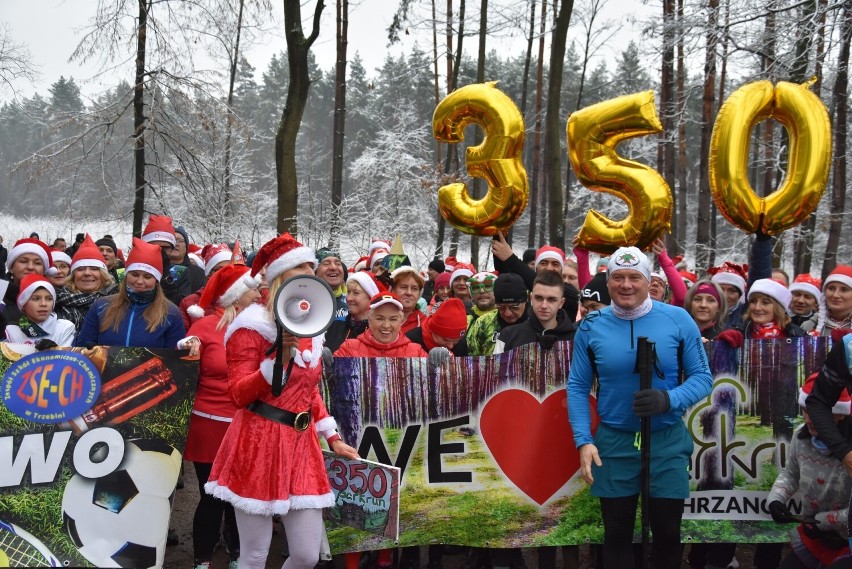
left=247, top=400, right=311, bottom=431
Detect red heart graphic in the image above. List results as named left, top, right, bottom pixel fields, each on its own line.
left=479, top=389, right=598, bottom=505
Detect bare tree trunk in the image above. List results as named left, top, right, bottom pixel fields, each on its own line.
left=330, top=0, right=348, bottom=250
left=660, top=0, right=677, bottom=249
left=710, top=0, right=730, bottom=268
left=275, top=0, right=325, bottom=236
left=223, top=0, right=246, bottom=221
left=528, top=0, right=547, bottom=248
left=794, top=0, right=826, bottom=275
left=447, top=0, right=465, bottom=259
left=761, top=3, right=779, bottom=266
left=822, top=1, right=852, bottom=279
left=132, top=0, right=150, bottom=238
left=470, top=0, right=487, bottom=270
left=675, top=0, right=687, bottom=255
left=432, top=0, right=442, bottom=166
left=435, top=0, right=456, bottom=259
left=695, top=0, right=718, bottom=271
left=545, top=0, right=573, bottom=249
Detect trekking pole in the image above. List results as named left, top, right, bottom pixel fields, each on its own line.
left=636, top=336, right=655, bottom=569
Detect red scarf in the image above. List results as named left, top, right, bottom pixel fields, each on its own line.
left=751, top=322, right=784, bottom=339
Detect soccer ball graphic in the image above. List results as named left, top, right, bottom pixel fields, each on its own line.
left=62, top=438, right=181, bottom=568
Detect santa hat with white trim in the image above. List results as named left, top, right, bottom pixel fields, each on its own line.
left=814, top=265, right=852, bottom=334
left=200, top=243, right=232, bottom=276
left=369, top=292, right=404, bottom=311
left=125, top=237, right=164, bottom=281
left=6, top=238, right=56, bottom=276
left=187, top=264, right=258, bottom=320
left=50, top=249, right=72, bottom=268
left=251, top=232, right=316, bottom=284
left=347, top=271, right=387, bottom=298
left=709, top=262, right=748, bottom=302
left=800, top=372, right=851, bottom=415
left=141, top=214, right=176, bottom=247
left=16, top=273, right=56, bottom=310
left=70, top=235, right=107, bottom=273
left=535, top=245, right=565, bottom=270
left=748, top=278, right=792, bottom=312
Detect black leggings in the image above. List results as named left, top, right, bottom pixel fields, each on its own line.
left=599, top=495, right=683, bottom=569
left=192, top=461, right=239, bottom=563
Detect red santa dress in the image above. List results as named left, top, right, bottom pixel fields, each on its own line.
left=204, top=303, right=337, bottom=516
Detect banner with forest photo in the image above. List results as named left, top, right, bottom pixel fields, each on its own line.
left=323, top=337, right=832, bottom=553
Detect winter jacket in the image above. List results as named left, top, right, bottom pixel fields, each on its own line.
left=805, top=334, right=852, bottom=461
left=324, top=316, right=368, bottom=353
left=4, top=313, right=76, bottom=347
left=464, top=309, right=529, bottom=356
left=335, top=329, right=427, bottom=358
left=76, top=295, right=186, bottom=348
left=495, top=309, right=575, bottom=354
left=161, top=258, right=206, bottom=305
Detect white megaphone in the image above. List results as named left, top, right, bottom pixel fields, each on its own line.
left=273, top=275, right=336, bottom=338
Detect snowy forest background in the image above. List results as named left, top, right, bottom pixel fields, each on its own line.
left=0, top=0, right=850, bottom=276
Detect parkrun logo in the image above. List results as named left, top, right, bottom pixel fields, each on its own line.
left=2, top=351, right=101, bottom=423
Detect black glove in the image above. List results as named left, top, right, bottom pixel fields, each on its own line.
left=768, top=500, right=797, bottom=523
left=321, top=347, right=335, bottom=382
left=632, top=389, right=670, bottom=417
left=34, top=339, right=58, bottom=351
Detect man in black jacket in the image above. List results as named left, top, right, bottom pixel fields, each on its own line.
left=494, top=270, right=575, bottom=353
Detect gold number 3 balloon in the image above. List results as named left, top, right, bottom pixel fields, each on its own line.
left=709, top=79, right=831, bottom=235
left=567, top=90, right=673, bottom=254
left=432, top=82, right=529, bottom=236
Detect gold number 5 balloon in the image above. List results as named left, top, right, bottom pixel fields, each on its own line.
left=567, top=91, right=673, bottom=254
left=709, top=79, right=831, bottom=235
left=432, top=82, right=529, bottom=236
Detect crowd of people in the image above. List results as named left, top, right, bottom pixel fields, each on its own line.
left=1, top=218, right=852, bottom=569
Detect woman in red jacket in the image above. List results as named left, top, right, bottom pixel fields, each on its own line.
left=335, top=292, right=427, bottom=358
left=183, top=263, right=260, bottom=569
left=205, top=233, right=358, bottom=569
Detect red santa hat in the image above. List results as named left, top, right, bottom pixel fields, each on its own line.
left=187, top=264, right=258, bottom=319
left=200, top=243, right=232, bottom=276
left=679, top=269, right=698, bottom=285
left=369, top=291, right=404, bottom=311
left=17, top=273, right=56, bottom=310
left=125, top=237, right=164, bottom=281
left=347, top=271, right=387, bottom=298
left=748, top=278, right=792, bottom=311
left=814, top=265, right=852, bottom=334
left=799, top=373, right=851, bottom=415
left=434, top=272, right=451, bottom=290
left=141, top=214, right=176, bottom=247
left=231, top=240, right=246, bottom=266
left=788, top=273, right=822, bottom=304
left=390, top=265, right=426, bottom=288
left=535, top=245, right=565, bottom=270
left=70, top=235, right=107, bottom=273
left=368, top=239, right=391, bottom=254
left=709, top=262, right=748, bottom=298
left=251, top=233, right=316, bottom=284
left=427, top=297, right=468, bottom=340
left=450, top=266, right=474, bottom=288
left=352, top=256, right=369, bottom=273
left=6, top=238, right=56, bottom=276
left=444, top=256, right=458, bottom=272
left=50, top=249, right=72, bottom=268
left=369, top=250, right=389, bottom=270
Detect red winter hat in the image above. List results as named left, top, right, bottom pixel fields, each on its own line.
left=187, top=243, right=202, bottom=254
left=125, top=237, right=164, bottom=281
left=231, top=240, right=246, bottom=266
left=252, top=233, right=316, bottom=283
left=188, top=264, right=258, bottom=319
left=17, top=273, right=56, bottom=310
left=800, top=372, right=851, bottom=415
left=434, top=272, right=451, bottom=289
left=369, top=291, right=404, bottom=311
left=50, top=249, right=72, bottom=268
left=709, top=262, right=748, bottom=297
left=444, top=256, right=458, bottom=272
left=141, top=214, right=176, bottom=247
left=679, top=269, right=698, bottom=285
left=427, top=297, right=468, bottom=340
left=200, top=243, right=232, bottom=276
left=789, top=273, right=822, bottom=303
left=6, top=237, right=55, bottom=276
left=352, top=256, right=369, bottom=273
left=71, top=235, right=107, bottom=273
left=535, top=245, right=565, bottom=270
left=824, top=265, right=852, bottom=291
left=347, top=271, right=387, bottom=298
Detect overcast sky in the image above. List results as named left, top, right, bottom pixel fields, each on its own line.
left=2, top=0, right=653, bottom=104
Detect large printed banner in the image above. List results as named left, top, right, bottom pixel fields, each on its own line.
left=0, top=345, right=197, bottom=568
left=322, top=337, right=832, bottom=552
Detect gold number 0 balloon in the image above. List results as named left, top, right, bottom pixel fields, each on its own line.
left=432, top=82, right=528, bottom=236
left=566, top=91, right=673, bottom=254
left=709, top=79, right=831, bottom=235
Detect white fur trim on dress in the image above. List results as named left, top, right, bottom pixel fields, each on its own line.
left=259, top=358, right=275, bottom=384
left=204, top=481, right=334, bottom=516
left=225, top=303, right=277, bottom=345
left=314, top=416, right=338, bottom=434
left=187, top=304, right=205, bottom=320
left=265, top=246, right=317, bottom=284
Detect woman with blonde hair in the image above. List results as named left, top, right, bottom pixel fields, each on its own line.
left=183, top=263, right=260, bottom=569
left=76, top=238, right=185, bottom=348
left=56, top=235, right=118, bottom=332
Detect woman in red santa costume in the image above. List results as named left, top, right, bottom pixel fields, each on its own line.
left=205, top=233, right=359, bottom=569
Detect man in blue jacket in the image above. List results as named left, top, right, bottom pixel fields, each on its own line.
left=567, top=246, right=713, bottom=569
